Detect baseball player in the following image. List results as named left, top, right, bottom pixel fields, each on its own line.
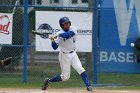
left=42, top=17, right=93, bottom=92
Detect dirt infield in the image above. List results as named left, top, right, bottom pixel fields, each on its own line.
left=0, top=88, right=140, bottom=93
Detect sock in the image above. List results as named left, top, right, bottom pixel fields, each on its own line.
left=48, top=75, right=62, bottom=83
left=81, top=71, right=91, bottom=87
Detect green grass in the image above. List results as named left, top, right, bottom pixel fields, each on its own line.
left=0, top=64, right=84, bottom=89
left=97, top=73, right=140, bottom=84
left=1, top=64, right=140, bottom=90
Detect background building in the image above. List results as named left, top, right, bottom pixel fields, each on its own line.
left=20, top=0, right=89, bottom=7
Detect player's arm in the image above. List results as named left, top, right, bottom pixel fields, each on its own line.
left=49, top=34, right=59, bottom=50
left=59, top=31, right=75, bottom=39
left=51, top=41, right=59, bottom=50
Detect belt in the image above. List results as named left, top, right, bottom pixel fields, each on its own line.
left=63, top=51, right=74, bottom=54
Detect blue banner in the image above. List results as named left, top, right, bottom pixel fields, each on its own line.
left=100, top=0, right=140, bottom=73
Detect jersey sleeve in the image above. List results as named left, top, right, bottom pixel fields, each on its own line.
left=54, top=32, right=61, bottom=43
left=52, top=41, right=59, bottom=50
left=59, top=26, right=77, bottom=39
left=69, top=26, right=77, bottom=35
left=52, top=33, right=60, bottom=50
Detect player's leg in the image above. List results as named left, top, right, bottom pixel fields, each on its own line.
left=71, top=51, right=93, bottom=91
left=42, top=52, right=71, bottom=90
left=42, top=52, right=63, bottom=90
left=59, top=52, right=71, bottom=81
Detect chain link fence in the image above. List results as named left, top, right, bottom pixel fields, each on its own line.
left=96, top=0, right=140, bottom=87
left=27, top=0, right=94, bottom=88
left=1, top=0, right=140, bottom=89
left=0, top=0, right=24, bottom=86
left=0, top=0, right=94, bottom=89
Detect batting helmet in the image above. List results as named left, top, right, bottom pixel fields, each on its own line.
left=59, top=17, right=71, bottom=28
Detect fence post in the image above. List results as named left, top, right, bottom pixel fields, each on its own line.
left=23, top=0, right=28, bottom=83
left=93, top=0, right=98, bottom=84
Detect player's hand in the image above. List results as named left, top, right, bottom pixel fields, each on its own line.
left=49, top=35, right=54, bottom=41
left=49, top=34, right=57, bottom=41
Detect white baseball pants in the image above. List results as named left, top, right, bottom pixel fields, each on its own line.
left=59, top=51, right=85, bottom=81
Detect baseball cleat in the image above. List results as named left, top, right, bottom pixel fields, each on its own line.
left=42, top=78, right=50, bottom=90
left=87, top=86, right=93, bottom=92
